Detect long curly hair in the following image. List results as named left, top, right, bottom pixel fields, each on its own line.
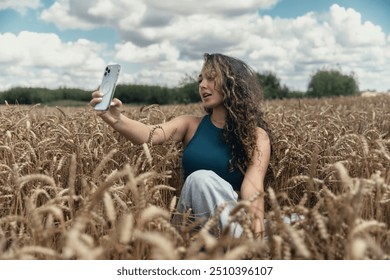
left=202, top=53, right=272, bottom=174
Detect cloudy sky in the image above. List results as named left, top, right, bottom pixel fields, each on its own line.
left=0, top=0, right=389, bottom=92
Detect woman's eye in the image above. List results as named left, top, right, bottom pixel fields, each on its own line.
left=206, top=73, right=216, bottom=80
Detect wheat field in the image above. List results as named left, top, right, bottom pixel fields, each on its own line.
left=0, top=94, right=389, bottom=260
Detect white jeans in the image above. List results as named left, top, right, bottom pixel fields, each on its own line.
left=174, top=170, right=243, bottom=237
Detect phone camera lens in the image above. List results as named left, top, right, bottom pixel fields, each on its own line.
left=108, top=69, right=111, bottom=73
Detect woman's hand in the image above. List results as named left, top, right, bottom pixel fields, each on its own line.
left=90, top=89, right=123, bottom=125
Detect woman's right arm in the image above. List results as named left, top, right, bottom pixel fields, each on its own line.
left=90, top=90, right=192, bottom=145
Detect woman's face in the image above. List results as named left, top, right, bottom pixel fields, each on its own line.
left=198, top=67, right=224, bottom=109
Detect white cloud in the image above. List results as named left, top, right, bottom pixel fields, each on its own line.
left=40, top=0, right=278, bottom=29
left=0, top=33, right=26, bottom=63
left=3, top=1, right=389, bottom=92
left=40, top=1, right=97, bottom=30
left=89, top=0, right=146, bottom=25
left=118, top=3, right=388, bottom=90
left=145, top=0, right=278, bottom=16
left=328, top=4, right=385, bottom=47
left=124, top=59, right=202, bottom=87
left=115, top=40, right=179, bottom=63
left=40, top=0, right=147, bottom=30
left=0, top=0, right=41, bottom=14
left=0, top=31, right=106, bottom=90
left=238, top=4, right=390, bottom=91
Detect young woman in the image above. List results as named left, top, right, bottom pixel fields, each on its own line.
left=90, top=53, right=271, bottom=238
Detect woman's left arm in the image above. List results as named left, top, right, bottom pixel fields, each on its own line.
left=240, top=127, right=271, bottom=237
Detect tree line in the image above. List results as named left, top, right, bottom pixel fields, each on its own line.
left=0, top=68, right=359, bottom=105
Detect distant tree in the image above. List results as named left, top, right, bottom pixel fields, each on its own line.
left=288, top=90, right=306, bottom=99
left=60, top=87, right=90, bottom=101
left=0, top=87, right=33, bottom=104
left=256, top=71, right=290, bottom=99
left=307, top=68, right=359, bottom=98
left=175, top=73, right=200, bottom=103
left=0, top=87, right=91, bottom=105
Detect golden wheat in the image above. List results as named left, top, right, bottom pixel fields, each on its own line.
left=0, top=95, right=389, bottom=259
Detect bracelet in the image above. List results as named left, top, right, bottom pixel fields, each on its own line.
left=147, top=125, right=164, bottom=146
left=109, top=114, right=121, bottom=127
left=254, top=231, right=264, bottom=239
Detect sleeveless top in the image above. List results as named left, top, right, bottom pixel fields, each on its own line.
left=182, top=114, right=244, bottom=191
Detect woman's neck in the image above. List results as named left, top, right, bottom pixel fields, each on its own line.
left=210, top=107, right=227, bottom=128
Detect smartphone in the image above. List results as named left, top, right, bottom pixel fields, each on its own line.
left=94, top=64, right=121, bottom=111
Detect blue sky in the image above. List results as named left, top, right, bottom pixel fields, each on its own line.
left=0, top=0, right=389, bottom=92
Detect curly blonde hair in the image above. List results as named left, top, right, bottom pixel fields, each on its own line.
left=202, top=53, right=271, bottom=173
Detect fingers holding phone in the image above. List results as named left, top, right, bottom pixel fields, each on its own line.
left=91, top=92, right=122, bottom=124
left=110, top=98, right=122, bottom=108
left=107, top=98, right=123, bottom=116
left=90, top=90, right=103, bottom=106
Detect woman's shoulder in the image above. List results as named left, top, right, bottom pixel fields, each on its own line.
left=175, top=114, right=204, bottom=126
left=170, top=114, right=204, bottom=134
left=256, top=127, right=270, bottom=140
left=255, top=127, right=271, bottom=150
left=177, top=115, right=205, bottom=146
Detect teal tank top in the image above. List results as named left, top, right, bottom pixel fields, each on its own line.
left=182, top=115, right=244, bottom=191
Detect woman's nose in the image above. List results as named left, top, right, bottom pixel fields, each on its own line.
left=199, top=79, right=207, bottom=89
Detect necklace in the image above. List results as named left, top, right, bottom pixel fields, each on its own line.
left=211, top=115, right=226, bottom=125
